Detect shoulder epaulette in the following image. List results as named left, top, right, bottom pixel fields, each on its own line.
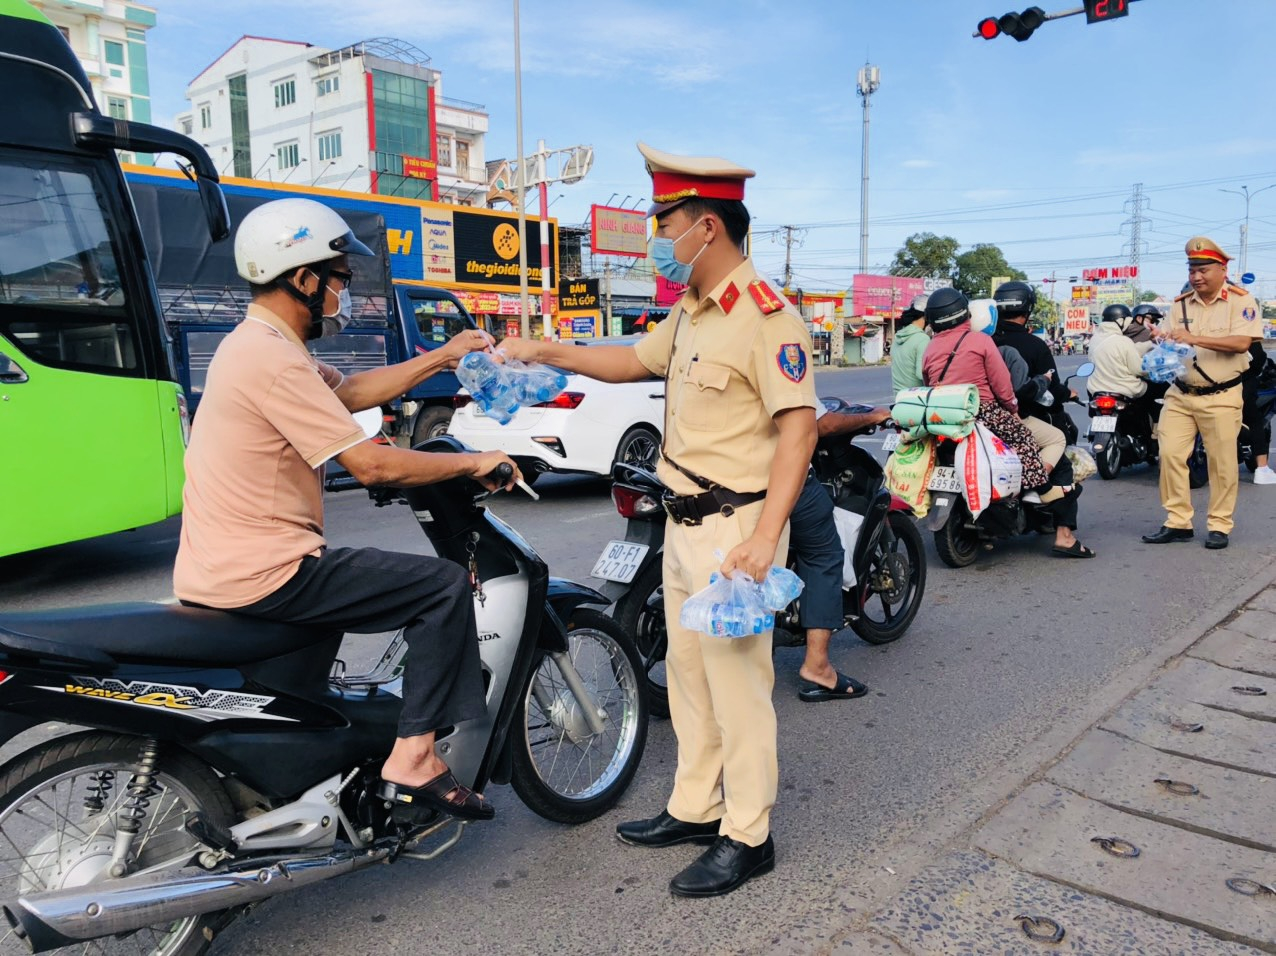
left=1227, top=283, right=1253, bottom=297
left=1174, top=290, right=1192, bottom=301
left=747, top=279, right=786, bottom=315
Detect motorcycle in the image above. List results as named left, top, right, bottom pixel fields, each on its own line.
left=598, top=400, right=927, bottom=717
left=0, top=437, right=647, bottom=954
left=1087, top=385, right=1158, bottom=480
left=1185, top=363, right=1276, bottom=487
left=926, top=367, right=1090, bottom=569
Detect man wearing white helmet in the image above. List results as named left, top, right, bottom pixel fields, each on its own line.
left=174, top=198, right=517, bottom=822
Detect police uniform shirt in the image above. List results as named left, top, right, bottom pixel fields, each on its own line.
left=1167, top=284, right=1263, bottom=388
left=634, top=260, right=818, bottom=496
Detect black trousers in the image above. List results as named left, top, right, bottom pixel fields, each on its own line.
left=233, top=548, right=487, bottom=738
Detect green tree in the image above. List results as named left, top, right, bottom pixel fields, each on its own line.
left=1033, top=296, right=1060, bottom=330
left=1138, top=290, right=1161, bottom=302
left=890, top=232, right=960, bottom=279
left=952, top=244, right=1025, bottom=298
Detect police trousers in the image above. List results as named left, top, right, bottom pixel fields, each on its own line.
left=231, top=547, right=487, bottom=738
left=1158, top=387, right=1243, bottom=534
left=662, top=501, right=789, bottom=847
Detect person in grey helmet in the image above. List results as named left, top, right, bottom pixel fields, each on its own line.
left=891, top=293, right=930, bottom=395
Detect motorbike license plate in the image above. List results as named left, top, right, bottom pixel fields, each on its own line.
left=590, top=540, right=650, bottom=584
left=881, top=432, right=901, bottom=452
left=1091, top=415, right=1117, bottom=432
left=928, top=467, right=962, bottom=493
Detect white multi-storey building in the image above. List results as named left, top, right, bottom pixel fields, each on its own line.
left=176, top=36, right=489, bottom=204
left=31, top=0, right=157, bottom=160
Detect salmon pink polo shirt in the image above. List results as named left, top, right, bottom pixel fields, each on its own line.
left=173, top=305, right=366, bottom=608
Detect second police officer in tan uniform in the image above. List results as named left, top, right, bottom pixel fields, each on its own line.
left=498, top=143, right=817, bottom=897
left=1142, top=236, right=1263, bottom=550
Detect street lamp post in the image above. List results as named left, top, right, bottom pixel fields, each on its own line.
left=1220, top=184, right=1276, bottom=279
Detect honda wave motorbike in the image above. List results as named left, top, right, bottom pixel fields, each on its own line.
left=927, top=368, right=1089, bottom=569
left=600, top=400, right=926, bottom=717
left=1088, top=389, right=1158, bottom=480
left=0, top=438, right=647, bottom=955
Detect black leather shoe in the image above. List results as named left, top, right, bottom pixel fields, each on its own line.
left=616, top=811, right=720, bottom=848
left=1142, top=526, right=1194, bottom=544
left=669, top=835, right=775, bottom=897
left=1205, top=531, right=1230, bottom=550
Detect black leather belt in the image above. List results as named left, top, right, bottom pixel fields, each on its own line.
left=1177, top=374, right=1245, bottom=396
left=662, top=488, right=766, bottom=526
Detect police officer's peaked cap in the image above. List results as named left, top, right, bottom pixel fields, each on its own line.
left=1185, top=236, right=1231, bottom=265
left=638, top=142, right=755, bottom=218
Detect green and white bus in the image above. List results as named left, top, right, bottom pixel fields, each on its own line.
left=0, top=0, right=228, bottom=558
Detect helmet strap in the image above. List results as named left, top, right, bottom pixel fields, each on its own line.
left=276, top=263, right=332, bottom=340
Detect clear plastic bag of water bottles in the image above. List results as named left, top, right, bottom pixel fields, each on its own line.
left=680, top=566, right=804, bottom=639
left=1141, top=340, right=1196, bottom=383
left=455, top=352, right=569, bottom=425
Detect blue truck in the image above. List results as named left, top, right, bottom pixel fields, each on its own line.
left=125, top=167, right=477, bottom=448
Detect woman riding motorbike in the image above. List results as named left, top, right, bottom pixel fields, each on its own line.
left=920, top=288, right=1051, bottom=490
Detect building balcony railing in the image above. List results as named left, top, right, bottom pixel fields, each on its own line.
left=439, top=95, right=485, bottom=113
left=437, top=164, right=487, bottom=183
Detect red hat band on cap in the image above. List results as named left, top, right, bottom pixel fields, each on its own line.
left=650, top=170, right=746, bottom=205
left=1188, top=248, right=1228, bottom=265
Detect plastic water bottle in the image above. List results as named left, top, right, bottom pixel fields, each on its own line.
left=759, top=567, right=804, bottom=610
left=513, top=367, right=567, bottom=405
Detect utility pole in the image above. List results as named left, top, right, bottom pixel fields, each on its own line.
left=1220, top=184, right=1276, bottom=279
left=603, top=260, right=612, bottom=335
left=1121, top=182, right=1150, bottom=300
left=780, top=225, right=804, bottom=288
left=857, top=64, right=880, bottom=277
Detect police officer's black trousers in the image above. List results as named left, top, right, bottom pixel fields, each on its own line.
left=230, top=547, right=487, bottom=738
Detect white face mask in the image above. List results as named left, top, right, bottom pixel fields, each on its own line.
left=311, top=272, right=352, bottom=338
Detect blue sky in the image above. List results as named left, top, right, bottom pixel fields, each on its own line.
left=150, top=0, right=1276, bottom=301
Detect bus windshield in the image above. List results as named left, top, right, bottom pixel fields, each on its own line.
left=0, top=156, right=125, bottom=308
left=0, top=154, right=138, bottom=375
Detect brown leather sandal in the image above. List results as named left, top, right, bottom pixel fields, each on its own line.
left=378, top=770, right=495, bottom=821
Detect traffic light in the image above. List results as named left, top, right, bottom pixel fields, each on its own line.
left=975, top=6, right=1047, bottom=41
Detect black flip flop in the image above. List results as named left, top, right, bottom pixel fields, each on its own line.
left=1052, top=541, right=1095, bottom=559
left=378, top=770, right=495, bottom=821
left=798, top=672, right=869, bottom=703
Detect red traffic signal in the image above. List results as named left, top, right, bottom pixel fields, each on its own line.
left=975, top=6, right=1047, bottom=41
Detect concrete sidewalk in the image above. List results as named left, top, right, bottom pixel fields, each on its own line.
left=846, top=587, right=1276, bottom=954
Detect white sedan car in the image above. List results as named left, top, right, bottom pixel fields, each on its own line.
left=447, top=338, right=665, bottom=483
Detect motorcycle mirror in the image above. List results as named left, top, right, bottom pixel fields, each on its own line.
left=1076, top=362, right=1095, bottom=378
left=353, top=408, right=383, bottom=439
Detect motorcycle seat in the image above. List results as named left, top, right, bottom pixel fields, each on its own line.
left=0, top=603, right=329, bottom=668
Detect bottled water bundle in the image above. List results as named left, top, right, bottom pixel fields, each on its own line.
left=456, top=352, right=568, bottom=425
left=1141, top=340, right=1196, bottom=383
left=680, top=567, right=804, bottom=639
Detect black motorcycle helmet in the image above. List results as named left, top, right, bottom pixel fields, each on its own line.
left=1132, top=303, right=1163, bottom=324
left=1101, top=304, right=1134, bottom=330
left=924, top=287, right=970, bottom=331
left=992, top=280, right=1037, bottom=318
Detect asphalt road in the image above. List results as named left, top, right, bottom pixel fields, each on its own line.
left=3, top=352, right=1276, bottom=955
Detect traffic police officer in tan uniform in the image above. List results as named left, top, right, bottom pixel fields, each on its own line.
left=1142, top=236, right=1263, bottom=549
left=498, top=143, right=817, bottom=896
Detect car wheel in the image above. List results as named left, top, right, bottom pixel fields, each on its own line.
left=412, top=406, right=453, bottom=446
left=614, top=426, right=660, bottom=471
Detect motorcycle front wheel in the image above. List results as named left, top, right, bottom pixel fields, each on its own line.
left=511, top=609, right=648, bottom=824
left=850, top=511, right=927, bottom=645
left=0, top=732, right=239, bottom=956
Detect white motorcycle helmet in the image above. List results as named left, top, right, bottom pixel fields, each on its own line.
left=968, top=298, right=999, bottom=336
left=234, top=198, right=374, bottom=339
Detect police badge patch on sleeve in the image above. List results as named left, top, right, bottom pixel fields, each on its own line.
left=777, top=343, right=807, bottom=382
left=1243, top=306, right=1257, bottom=321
